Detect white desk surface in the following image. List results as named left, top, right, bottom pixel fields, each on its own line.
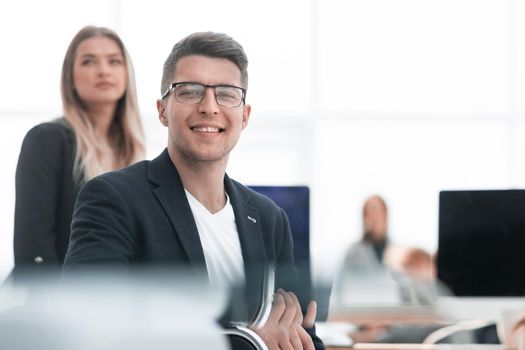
left=328, top=344, right=506, bottom=350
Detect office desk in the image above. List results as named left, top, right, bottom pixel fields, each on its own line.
left=327, top=344, right=506, bottom=350
left=323, top=305, right=500, bottom=346
left=328, top=305, right=446, bottom=325
left=325, top=298, right=525, bottom=348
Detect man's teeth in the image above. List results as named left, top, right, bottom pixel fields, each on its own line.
left=193, top=127, right=220, bottom=133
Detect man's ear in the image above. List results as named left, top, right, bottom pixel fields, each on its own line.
left=241, top=104, right=251, bottom=130
left=157, top=99, right=168, bottom=127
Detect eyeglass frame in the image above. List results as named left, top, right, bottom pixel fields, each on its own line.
left=160, top=81, right=247, bottom=107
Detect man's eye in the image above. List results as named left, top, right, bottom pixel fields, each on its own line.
left=178, top=89, right=200, bottom=96
left=217, top=91, right=237, bottom=100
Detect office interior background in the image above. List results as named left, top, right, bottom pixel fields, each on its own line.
left=2, top=0, right=525, bottom=284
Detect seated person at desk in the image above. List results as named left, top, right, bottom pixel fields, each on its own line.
left=331, top=195, right=394, bottom=306
left=331, top=196, right=498, bottom=345
left=335, top=194, right=434, bottom=289
left=389, top=247, right=435, bottom=282
left=330, top=195, right=436, bottom=343
left=338, top=195, right=390, bottom=273
left=64, top=31, right=323, bottom=350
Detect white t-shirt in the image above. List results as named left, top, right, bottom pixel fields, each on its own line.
left=185, top=189, right=245, bottom=288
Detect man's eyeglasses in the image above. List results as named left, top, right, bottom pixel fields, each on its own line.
left=161, top=82, right=246, bottom=108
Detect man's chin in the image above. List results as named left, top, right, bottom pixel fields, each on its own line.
left=183, top=150, right=230, bottom=164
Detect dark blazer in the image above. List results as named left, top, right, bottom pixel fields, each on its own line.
left=64, top=149, right=324, bottom=348
left=14, top=118, right=80, bottom=273
left=65, top=149, right=294, bottom=307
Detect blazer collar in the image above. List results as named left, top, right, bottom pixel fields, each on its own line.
left=225, top=175, right=267, bottom=265
left=225, top=175, right=268, bottom=321
left=148, top=149, right=206, bottom=266
left=148, top=149, right=268, bottom=269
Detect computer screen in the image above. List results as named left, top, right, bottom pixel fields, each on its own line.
left=438, top=189, right=525, bottom=297
left=248, top=186, right=310, bottom=266
left=248, top=186, right=323, bottom=313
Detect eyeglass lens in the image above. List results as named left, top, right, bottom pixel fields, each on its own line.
left=174, top=83, right=243, bottom=107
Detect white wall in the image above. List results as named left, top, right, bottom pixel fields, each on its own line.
left=1, top=0, right=525, bottom=284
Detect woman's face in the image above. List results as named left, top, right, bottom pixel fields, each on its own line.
left=73, top=36, right=127, bottom=109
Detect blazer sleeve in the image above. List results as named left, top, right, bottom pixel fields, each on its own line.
left=14, top=124, right=68, bottom=266
left=274, top=208, right=296, bottom=279
left=63, top=175, right=138, bottom=273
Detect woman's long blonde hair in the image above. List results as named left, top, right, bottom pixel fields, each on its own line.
left=61, top=26, right=145, bottom=183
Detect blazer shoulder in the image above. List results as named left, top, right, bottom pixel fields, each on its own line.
left=25, top=117, right=72, bottom=137
left=22, top=118, right=73, bottom=148
left=18, top=118, right=75, bottom=168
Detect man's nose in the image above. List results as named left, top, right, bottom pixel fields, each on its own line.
left=198, top=88, right=220, bottom=115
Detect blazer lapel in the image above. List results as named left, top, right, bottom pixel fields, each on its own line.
left=225, top=174, right=266, bottom=266
left=225, top=175, right=269, bottom=321
left=148, top=149, right=206, bottom=266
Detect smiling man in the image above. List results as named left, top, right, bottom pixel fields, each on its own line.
left=64, top=32, right=323, bottom=350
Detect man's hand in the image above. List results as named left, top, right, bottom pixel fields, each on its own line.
left=251, top=289, right=317, bottom=350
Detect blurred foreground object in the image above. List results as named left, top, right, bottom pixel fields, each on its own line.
left=0, top=270, right=228, bottom=350
left=498, top=309, right=525, bottom=350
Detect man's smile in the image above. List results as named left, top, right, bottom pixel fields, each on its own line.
left=191, top=126, right=224, bottom=133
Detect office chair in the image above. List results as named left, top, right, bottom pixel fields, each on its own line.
left=249, top=185, right=331, bottom=320
left=225, top=185, right=322, bottom=350
left=224, top=267, right=274, bottom=350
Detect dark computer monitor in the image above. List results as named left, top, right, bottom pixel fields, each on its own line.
left=438, top=189, right=525, bottom=297
left=248, top=186, right=310, bottom=267
left=248, top=186, right=330, bottom=317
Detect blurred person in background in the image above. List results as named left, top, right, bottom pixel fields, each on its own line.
left=332, top=195, right=443, bottom=344
left=337, top=194, right=435, bottom=282
left=338, top=195, right=390, bottom=273
left=385, top=246, right=435, bottom=283
left=11, top=25, right=145, bottom=284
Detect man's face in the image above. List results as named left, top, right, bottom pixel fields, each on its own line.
left=157, top=55, right=251, bottom=165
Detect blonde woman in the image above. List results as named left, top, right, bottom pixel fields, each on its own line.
left=13, top=26, right=145, bottom=279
